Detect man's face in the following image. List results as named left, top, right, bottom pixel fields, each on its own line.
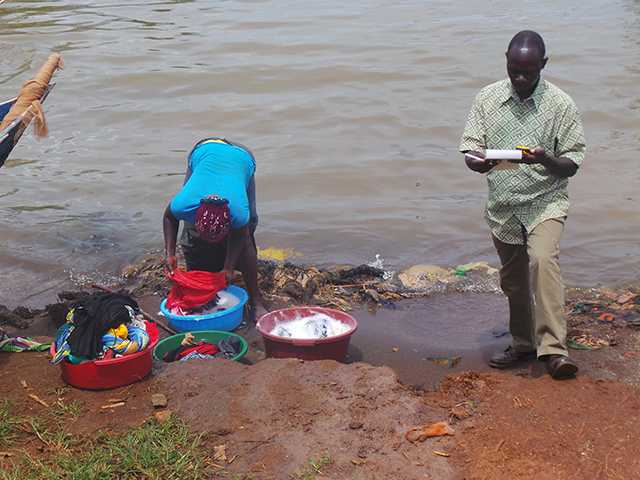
left=506, top=48, right=547, bottom=98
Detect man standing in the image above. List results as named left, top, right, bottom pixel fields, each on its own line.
left=459, top=31, right=586, bottom=379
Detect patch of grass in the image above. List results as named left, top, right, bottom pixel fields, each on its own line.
left=51, top=386, right=69, bottom=398
left=51, top=399, right=83, bottom=420
left=1, top=417, right=211, bottom=480
left=290, top=454, right=333, bottom=480
left=0, top=400, right=21, bottom=447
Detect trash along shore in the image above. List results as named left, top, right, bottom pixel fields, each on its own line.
left=1, top=253, right=639, bottom=479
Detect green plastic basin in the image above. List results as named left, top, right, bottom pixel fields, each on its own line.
left=153, top=330, right=248, bottom=362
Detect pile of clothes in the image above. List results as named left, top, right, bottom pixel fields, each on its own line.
left=52, top=292, right=151, bottom=365
left=166, top=268, right=239, bottom=316
left=163, top=332, right=243, bottom=362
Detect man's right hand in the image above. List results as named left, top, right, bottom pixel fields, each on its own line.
left=464, top=151, right=496, bottom=174
left=165, top=255, right=177, bottom=273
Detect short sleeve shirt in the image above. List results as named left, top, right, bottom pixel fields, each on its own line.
left=170, top=140, right=256, bottom=229
left=459, top=79, right=586, bottom=244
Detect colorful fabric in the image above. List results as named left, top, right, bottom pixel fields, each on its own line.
left=179, top=351, right=217, bottom=361
left=176, top=341, right=219, bottom=360
left=170, top=140, right=255, bottom=229
left=101, top=322, right=149, bottom=355
left=166, top=268, right=227, bottom=310
left=52, top=311, right=150, bottom=365
left=52, top=322, right=74, bottom=365
left=459, top=78, right=586, bottom=244
left=0, top=333, right=50, bottom=353
left=163, top=335, right=242, bottom=362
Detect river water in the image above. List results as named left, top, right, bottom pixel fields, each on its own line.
left=1, top=0, right=639, bottom=308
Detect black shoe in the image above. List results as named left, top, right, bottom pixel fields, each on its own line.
left=488, top=346, right=536, bottom=369
left=545, top=354, right=578, bottom=380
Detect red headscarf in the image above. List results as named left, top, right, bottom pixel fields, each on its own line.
left=195, top=195, right=231, bottom=243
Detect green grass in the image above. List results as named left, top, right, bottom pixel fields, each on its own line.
left=0, top=400, right=22, bottom=447
left=50, top=399, right=83, bottom=420
left=290, top=454, right=333, bottom=480
left=1, top=417, right=210, bottom=480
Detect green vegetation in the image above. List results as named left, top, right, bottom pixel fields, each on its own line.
left=0, top=400, right=21, bottom=447
left=1, top=416, right=209, bottom=480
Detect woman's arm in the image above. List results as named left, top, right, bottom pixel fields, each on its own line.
left=163, top=204, right=179, bottom=271
left=223, top=225, right=250, bottom=277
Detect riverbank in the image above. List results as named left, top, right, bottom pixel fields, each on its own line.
left=1, top=256, right=639, bottom=479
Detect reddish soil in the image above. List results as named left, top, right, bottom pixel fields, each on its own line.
left=430, top=372, right=640, bottom=480
left=3, top=347, right=640, bottom=479
left=157, top=358, right=456, bottom=479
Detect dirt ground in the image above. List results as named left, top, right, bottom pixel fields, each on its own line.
left=441, top=372, right=640, bottom=480
left=2, top=266, right=640, bottom=479
left=158, top=358, right=455, bottom=479
left=3, top=338, right=640, bottom=479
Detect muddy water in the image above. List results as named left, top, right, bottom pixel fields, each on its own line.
left=347, top=294, right=509, bottom=389
left=1, top=1, right=639, bottom=308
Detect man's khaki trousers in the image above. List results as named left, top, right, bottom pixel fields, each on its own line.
left=492, top=218, right=568, bottom=358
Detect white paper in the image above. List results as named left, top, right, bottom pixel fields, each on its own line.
left=485, top=149, right=523, bottom=160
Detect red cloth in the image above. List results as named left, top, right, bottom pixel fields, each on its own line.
left=176, top=341, right=219, bottom=360
left=166, top=269, right=227, bottom=310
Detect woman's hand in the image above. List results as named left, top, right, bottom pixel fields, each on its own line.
left=165, top=255, right=177, bottom=273
left=222, top=268, right=235, bottom=284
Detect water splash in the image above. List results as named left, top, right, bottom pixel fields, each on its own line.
left=367, top=254, right=395, bottom=281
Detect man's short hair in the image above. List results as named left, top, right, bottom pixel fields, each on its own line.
left=507, top=30, right=546, bottom=58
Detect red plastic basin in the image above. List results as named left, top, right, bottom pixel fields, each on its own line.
left=50, top=322, right=159, bottom=390
left=256, top=307, right=357, bottom=362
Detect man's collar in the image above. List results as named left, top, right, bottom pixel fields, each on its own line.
left=501, top=78, right=546, bottom=105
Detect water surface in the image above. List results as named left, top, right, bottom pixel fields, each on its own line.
left=1, top=0, right=639, bottom=307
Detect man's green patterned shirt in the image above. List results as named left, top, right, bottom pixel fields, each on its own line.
left=460, top=78, right=586, bottom=244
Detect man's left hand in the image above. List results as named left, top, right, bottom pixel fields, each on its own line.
left=520, top=147, right=550, bottom=165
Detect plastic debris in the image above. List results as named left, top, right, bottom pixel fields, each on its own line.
left=154, top=409, right=172, bottom=424
left=428, top=355, right=462, bottom=368
left=568, top=335, right=609, bottom=350
left=454, top=261, right=499, bottom=277
left=258, top=247, right=302, bottom=262
left=405, top=421, right=455, bottom=443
